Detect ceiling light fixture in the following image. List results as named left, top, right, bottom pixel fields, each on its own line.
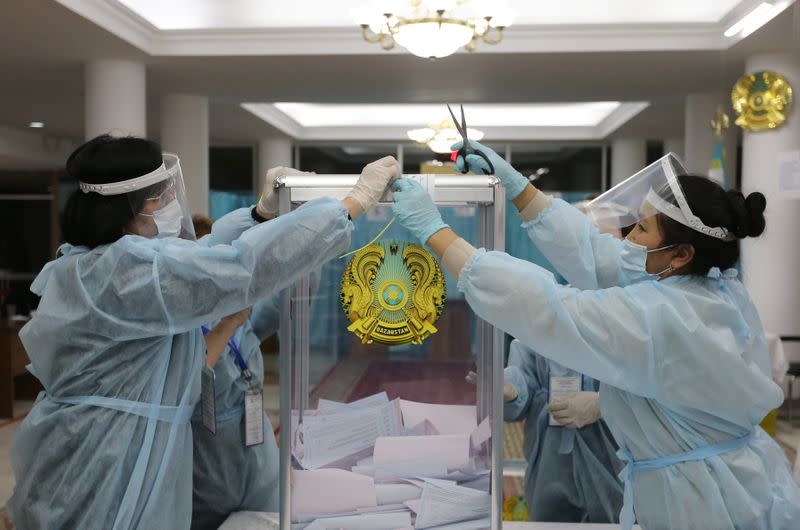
left=354, top=0, right=513, bottom=60
left=29, top=122, right=44, bottom=128
left=724, top=1, right=793, bottom=39
left=407, top=117, right=484, bottom=153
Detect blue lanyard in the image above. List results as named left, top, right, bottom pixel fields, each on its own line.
left=201, top=325, right=252, bottom=380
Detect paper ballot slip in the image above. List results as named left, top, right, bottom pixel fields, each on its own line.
left=318, top=392, right=390, bottom=413
left=399, top=400, right=477, bottom=436
left=413, top=478, right=491, bottom=529
left=300, top=399, right=403, bottom=469
left=548, top=374, right=582, bottom=427
left=373, top=434, right=471, bottom=471
left=292, top=469, right=377, bottom=519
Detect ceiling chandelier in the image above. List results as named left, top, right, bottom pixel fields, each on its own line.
left=407, top=117, right=484, bottom=153
left=355, top=1, right=513, bottom=60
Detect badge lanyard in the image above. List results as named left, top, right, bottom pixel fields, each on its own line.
left=200, top=325, right=264, bottom=446
left=201, top=325, right=253, bottom=381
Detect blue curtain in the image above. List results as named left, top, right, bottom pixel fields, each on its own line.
left=210, top=190, right=257, bottom=221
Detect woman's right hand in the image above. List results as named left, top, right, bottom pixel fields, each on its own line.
left=390, top=178, right=448, bottom=245
left=466, top=370, right=519, bottom=403
left=452, top=140, right=530, bottom=200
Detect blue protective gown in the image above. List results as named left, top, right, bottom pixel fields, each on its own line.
left=190, top=208, right=308, bottom=530
left=504, top=339, right=623, bottom=522
left=8, top=198, right=352, bottom=530
left=460, top=198, right=800, bottom=529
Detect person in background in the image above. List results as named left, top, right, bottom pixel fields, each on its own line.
left=191, top=214, right=213, bottom=239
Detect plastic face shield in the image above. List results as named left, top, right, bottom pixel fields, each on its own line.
left=79, top=153, right=196, bottom=240
left=584, top=152, right=734, bottom=242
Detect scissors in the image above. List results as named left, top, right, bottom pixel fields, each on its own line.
left=447, top=103, right=494, bottom=175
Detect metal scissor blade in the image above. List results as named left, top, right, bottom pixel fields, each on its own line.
left=446, top=103, right=467, bottom=140
left=459, top=104, right=468, bottom=140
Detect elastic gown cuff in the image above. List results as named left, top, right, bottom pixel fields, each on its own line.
left=503, top=365, right=530, bottom=422
left=519, top=192, right=552, bottom=222
left=456, top=248, right=486, bottom=294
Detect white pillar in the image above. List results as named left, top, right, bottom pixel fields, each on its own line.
left=84, top=60, right=146, bottom=140
left=684, top=93, right=738, bottom=180
left=610, top=138, right=646, bottom=186
left=160, top=94, right=209, bottom=216
left=741, top=53, right=800, bottom=357
left=663, top=137, right=685, bottom=162
left=257, top=137, right=293, bottom=192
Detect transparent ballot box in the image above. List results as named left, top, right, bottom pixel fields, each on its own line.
left=277, top=175, right=506, bottom=530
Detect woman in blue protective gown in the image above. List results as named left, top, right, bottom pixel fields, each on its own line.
left=390, top=143, right=800, bottom=530
left=6, top=135, right=400, bottom=530
left=499, top=339, right=623, bottom=522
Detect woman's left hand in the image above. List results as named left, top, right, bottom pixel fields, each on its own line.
left=220, top=307, right=251, bottom=328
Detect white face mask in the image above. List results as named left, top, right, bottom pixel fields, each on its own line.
left=145, top=199, right=183, bottom=238
left=620, top=240, right=676, bottom=282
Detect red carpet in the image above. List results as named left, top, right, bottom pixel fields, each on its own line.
left=346, top=360, right=476, bottom=405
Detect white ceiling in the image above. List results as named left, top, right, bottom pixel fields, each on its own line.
left=54, top=0, right=795, bottom=55
left=0, top=0, right=797, bottom=164
left=115, top=0, right=744, bottom=30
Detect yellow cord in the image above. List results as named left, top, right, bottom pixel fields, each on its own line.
left=338, top=216, right=397, bottom=260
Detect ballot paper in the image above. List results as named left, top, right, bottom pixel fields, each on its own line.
left=303, top=510, right=412, bottom=529
left=413, top=478, right=491, bottom=529
left=373, top=459, right=450, bottom=481
left=548, top=375, right=582, bottom=427
left=470, top=417, right=491, bottom=449
left=300, top=399, right=403, bottom=469
left=374, top=434, right=471, bottom=471
left=375, top=484, right=422, bottom=505
left=382, top=174, right=435, bottom=202
left=291, top=469, right=377, bottom=519
left=318, top=392, right=390, bottom=413
left=405, top=419, right=440, bottom=437
left=399, top=400, right=477, bottom=436
left=426, top=517, right=491, bottom=529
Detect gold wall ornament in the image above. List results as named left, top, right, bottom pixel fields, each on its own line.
left=732, top=71, right=793, bottom=132
left=711, top=105, right=730, bottom=139
left=340, top=240, right=445, bottom=345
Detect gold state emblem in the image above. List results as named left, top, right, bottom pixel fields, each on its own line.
left=731, top=71, right=793, bottom=132
left=340, top=240, right=445, bottom=345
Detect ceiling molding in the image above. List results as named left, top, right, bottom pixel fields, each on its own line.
left=56, top=0, right=157, bottom=52
left=55, top=0, right=791, bottom=56
left=240, top=102, right=649, bottom=141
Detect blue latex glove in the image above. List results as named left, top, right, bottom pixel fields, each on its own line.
left=391, top=178, right=449, bottom=244
left=452, top=140, right=529, bottom=200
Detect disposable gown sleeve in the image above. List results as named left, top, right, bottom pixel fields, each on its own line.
left=522, top=198, right=630, bottom=289
left=248, top=267, right=321, bottom=342
left=199, top=207, right=256, bottom=247
left=249, top=292, right=281, bottom=342
left=503, top=366, right=531, bottom=422
left=503, top=339, right=545, bottom=421
left=78, top=197, right=352, bottom=339
left=459, top=250, right=782, bottom=422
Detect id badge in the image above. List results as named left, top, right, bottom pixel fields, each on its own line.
left=548, top=374, right=582, bottom=427
left=201, top=366, right=217, bottom=435
left=244, top=389, right=264, bottom=447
